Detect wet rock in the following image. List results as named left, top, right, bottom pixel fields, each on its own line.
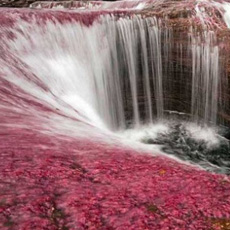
left=0, top=0, right=63, bottom=8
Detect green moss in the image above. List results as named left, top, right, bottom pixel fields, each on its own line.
left=52, top=208, right=65, bottom=219
left=4, top=219, right=14, bottom=227
left=0, top=199, right=6, bottom=207
left=146, top=204, right=162, bottom=214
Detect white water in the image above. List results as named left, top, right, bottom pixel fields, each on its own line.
left=119, top=122, right=169, bottom=142
left=119, top=120, right=221, bottom=149
left=4, top=13, right=224, bottom=135
left=222, top=2, right=230, bottom=29
left=208, top=0, right=230, bottom=29
left=191, top=31, right=219, bottom=125
left=6, top=15, right=169, bottom=131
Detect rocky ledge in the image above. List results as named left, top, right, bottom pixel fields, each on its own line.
left=0, top=0, right=61, bottom=8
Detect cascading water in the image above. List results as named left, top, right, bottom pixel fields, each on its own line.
left=191, top=31, right=220, bottom=125
left=1, top=4, right=230, bottom=174
left=5, top=14, right=168, bottom=130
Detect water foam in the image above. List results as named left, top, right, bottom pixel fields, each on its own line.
left=117, top=120, right=229, bottom=174
left=222, top=2, right=230, bottom=28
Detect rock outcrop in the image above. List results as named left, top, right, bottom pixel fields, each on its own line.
left=0, top=0, right=61, bottom=7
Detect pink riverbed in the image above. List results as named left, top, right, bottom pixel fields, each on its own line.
left=1, top=125, right=230, bottom=229
left=0, top=77, right=229, bottom=229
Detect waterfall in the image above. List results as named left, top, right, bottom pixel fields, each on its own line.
left=2, top=11, right=224, bottom=133
left=191, top=31, right=220, bottom=125
left=116, top=16, right=165, bottom=126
